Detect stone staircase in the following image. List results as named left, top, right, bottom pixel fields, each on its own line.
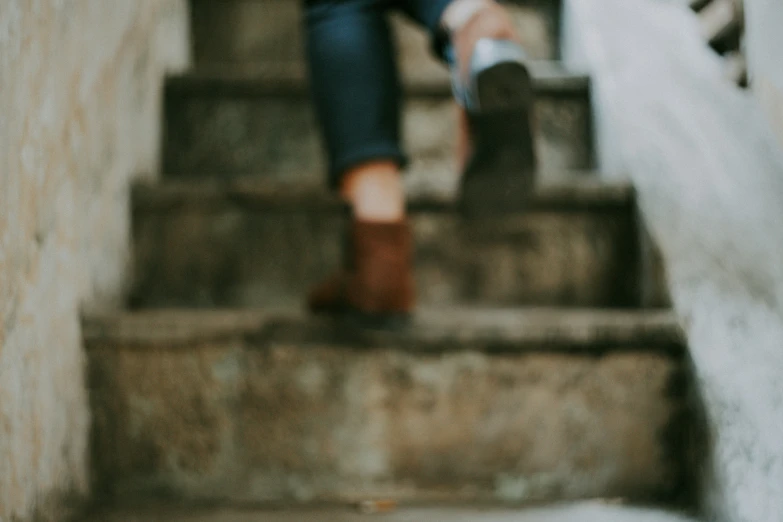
left=83, top=0, right=702, bottom=518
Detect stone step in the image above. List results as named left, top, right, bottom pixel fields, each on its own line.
left=190, top=0, right=562, bottom=71
left=162, top=64, right=594, bottom=192
left=84, top=502, right=697, bottom=522
left=85, top=307, right=694, bottom=506
left=128, top=179, right=662, bottom=310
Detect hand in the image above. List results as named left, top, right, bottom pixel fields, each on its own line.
left=449, top=1, right=522, bottom=81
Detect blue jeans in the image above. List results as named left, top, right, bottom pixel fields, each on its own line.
left=304, top=0, right=455, bottom=189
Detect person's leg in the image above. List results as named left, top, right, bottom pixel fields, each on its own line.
left=303, top=0, right=414, bottom=327
left=397, top=0, right=537, bottom=213
left=304, top=0, right=405, bottom=220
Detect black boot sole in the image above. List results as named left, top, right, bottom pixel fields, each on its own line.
left=459, top=60, right=537, bottom=216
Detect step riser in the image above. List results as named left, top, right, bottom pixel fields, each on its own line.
left=88, top=335, right=687, bottom=504
left=162, top=89, right=593, bottom=189
left=130, top=195, right=640, bottom=309
left=191, top=0, right=561, bottom=70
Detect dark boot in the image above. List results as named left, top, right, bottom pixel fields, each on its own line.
left=308, top=220, right=415, bottom=330
left=446, top=3, right=538, bottom=214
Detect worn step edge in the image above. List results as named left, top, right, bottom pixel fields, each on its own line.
left=82, top=307, right=684, bottom=354
left=132, top=178, right=633, bottom=213
left=166, top=62, right=589, bottom=97
left=83, top=503, right=698, bottom=522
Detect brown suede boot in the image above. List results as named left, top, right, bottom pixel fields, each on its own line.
left=308, top=220, right=415, bottom=330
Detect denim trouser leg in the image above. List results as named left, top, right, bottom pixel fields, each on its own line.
left=303, top=0, right=454, bottom=189
left=395, top=0, right=455, bottom=61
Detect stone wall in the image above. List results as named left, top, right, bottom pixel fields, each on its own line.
left=744, top=0, right=783, bottom=144
left=0, top=1, right=189, bottom=520
left=562, top=1, right=783, bottom=521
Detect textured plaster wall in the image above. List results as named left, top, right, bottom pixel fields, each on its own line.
left=744, top=0, right=783, bottom=144
left=562, top=0, right=783, bottom=521
left=0, top=1, right=189, bottom=520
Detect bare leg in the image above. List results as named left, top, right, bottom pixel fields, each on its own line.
left=341, top=161, right=406, bottom=223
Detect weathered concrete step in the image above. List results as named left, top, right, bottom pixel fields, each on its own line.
left=129, top=180, right=655, bottom=309
left=191, top=0, right=562, bottom=71
left=162, top=64, right=594, bottom=192
left=85, top=307, right=693, bottom=506
left=84, top=501, right=697, bottom=522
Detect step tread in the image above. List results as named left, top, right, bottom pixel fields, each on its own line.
left=133, top=178, right=633, bottom=212
left=87, top=311, right=688, bottom=504
left=166, top=62, right=589, bottom=96
left=84, top=502, right=695, bottom=522
left=130, top=178, right=649, bottom=310
left=83, top=307, right=683, bottom=352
